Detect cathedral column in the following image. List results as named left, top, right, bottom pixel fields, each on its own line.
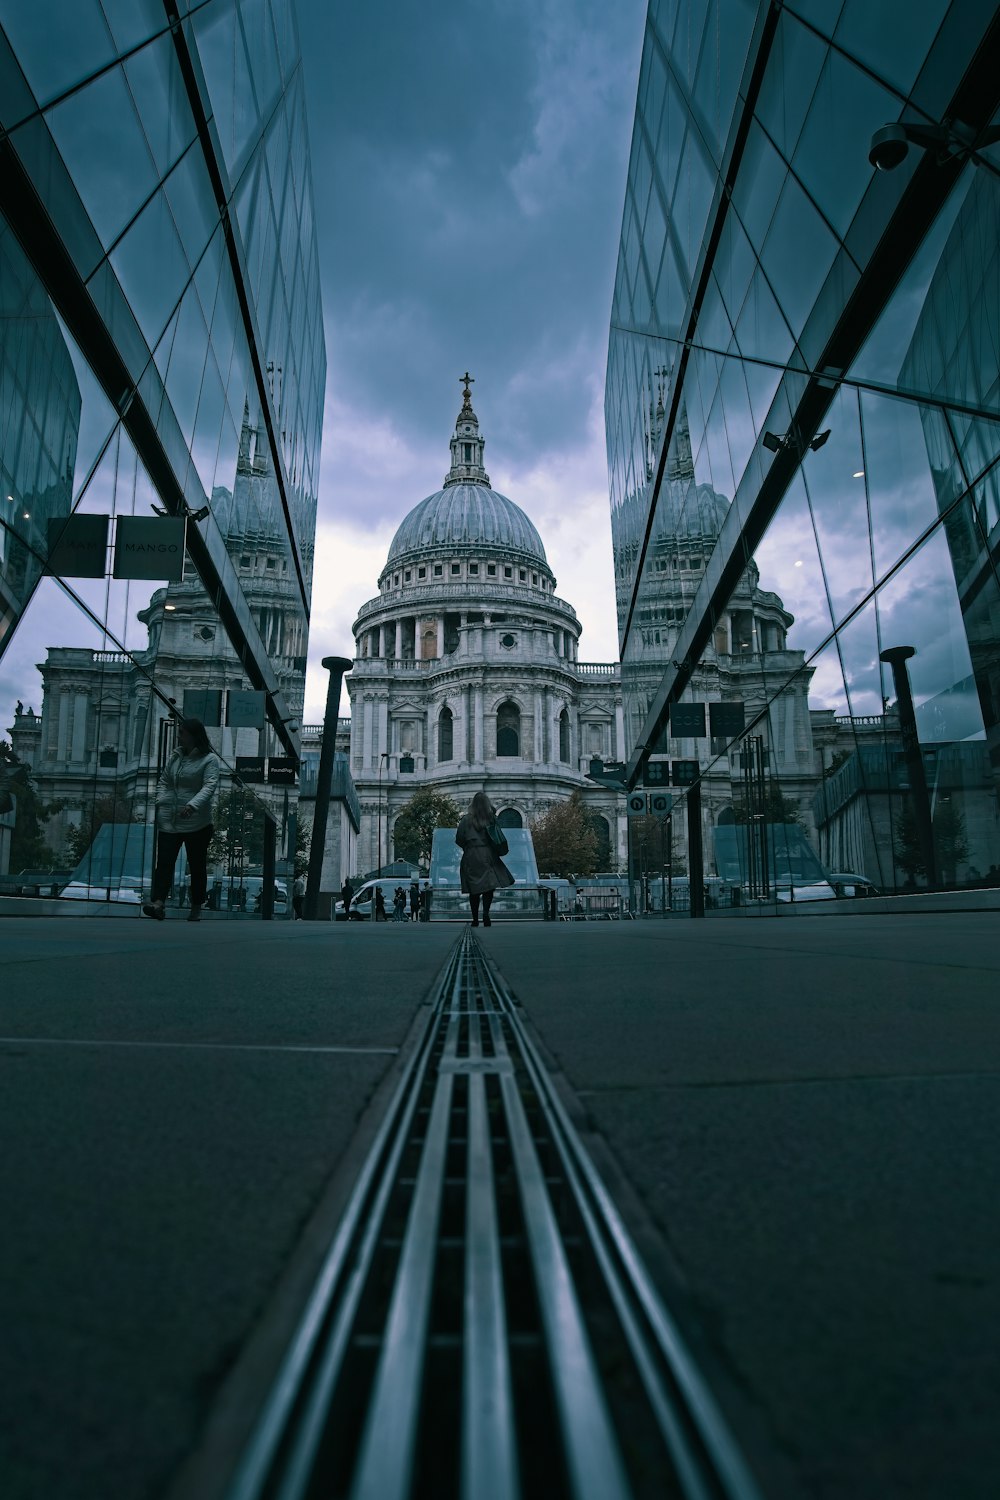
left=394, top=619, right=402, bottom=659
left=362, top=695, right=373, bottom=768
left=473, top=684, right=484, bottom=761
left=459, top=614, right=468, bottom=656
left=426, top=702, right=436, bottom=770
left=378, top=696, right=389, bottom=761
left=534, top=689, right=544, bottom=762
left=436, top=617, right=445, bottom=658
left=378, top=623, right=386, bottom=657
left=615, top=700, right=625, bottom=761
left=464, top=684, right=472, bottom=761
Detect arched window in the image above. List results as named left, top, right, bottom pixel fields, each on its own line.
left=496, top=701, right=520, bottom=757
left=438, top=706, right=453, bottom=762
left=559, top=709, right=570, bottom=762
left=496, top=808, right=522, bottom=830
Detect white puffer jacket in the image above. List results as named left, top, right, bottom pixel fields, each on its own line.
left=154, top=748, right=221, bottom=833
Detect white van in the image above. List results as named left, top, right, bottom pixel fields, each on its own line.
left=335, top=878, right=415, bottom=920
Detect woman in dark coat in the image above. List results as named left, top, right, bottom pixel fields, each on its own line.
left=455, top=791, right=514, bottom=927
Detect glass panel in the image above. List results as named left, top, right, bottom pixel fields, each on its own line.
left=44, top=64, right=158, bottom=253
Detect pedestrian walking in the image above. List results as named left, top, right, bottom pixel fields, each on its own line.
left=393, top=885, right=407, bottom=922
left=292, top=872, right=306, bottom=919
left=420, top=881, right=432, bottom=922
left=340, top=878, right=354, bottom=919
left=142, top=718, right=221, bottom=924
left=455, top=791, right=513, bottom=927
left=409, top=879, right=420, bottom=922
left=374, top=887, right=387, bottom=921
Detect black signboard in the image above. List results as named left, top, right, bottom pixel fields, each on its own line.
left=45, top=514, right=109, bottom=578
left=671, top=759, right=700, bottom=786
left=642, top=760, right=670, bottom=786
left=113, top=516, right=185, bottom=581
left=227, top=689, right=267, bottom=728
left=267, top=757, right=296, bottom=786
left=709, top=701, right=746, bottom=738
left=235, top=756, right=265, bottom=784
left=182, top=688, right=223, bottom=726
left=669, top=702, right=706, bottom=737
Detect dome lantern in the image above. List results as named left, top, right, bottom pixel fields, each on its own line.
left=444, top=371, right=490, bottom=488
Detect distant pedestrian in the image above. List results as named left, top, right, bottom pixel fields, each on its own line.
left=143, top=718, right=220, bottom=925
left=293, top=872, right=306, bottom=919
left=420, top=881, right=432, bottom=922
left=409, top=879, right=420, bottom=922
left=393, top=885, right=407, bottom=922
left=340, top=878, right=354, bottom=918
left=455, top=791, right=513, bottom=927
left=374, top=887, right=387, bottom=921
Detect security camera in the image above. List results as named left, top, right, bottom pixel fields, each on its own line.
left=869, top=124, right=910, bottom=171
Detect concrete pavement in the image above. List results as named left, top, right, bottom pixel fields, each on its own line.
left=2, top=910, right=998, bottom=1499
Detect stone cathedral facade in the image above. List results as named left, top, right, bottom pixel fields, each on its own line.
left=342, top=381, right=628, bottom=874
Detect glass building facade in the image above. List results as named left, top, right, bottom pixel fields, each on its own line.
left=606, top=0, right=1000, bottom=908
left=0, top=0, right=325, bottom=906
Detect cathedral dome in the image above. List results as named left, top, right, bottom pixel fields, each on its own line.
left=382, top=376, right=548, bottom=576
left=386, top=482, right=547, bottom=568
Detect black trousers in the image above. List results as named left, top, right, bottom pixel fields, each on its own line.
left=152, top=824, right=214, bottom=905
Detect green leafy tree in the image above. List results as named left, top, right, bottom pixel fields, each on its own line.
left=530, top=790, right=598, bottom=878
left=209, top=788, right=267, bottom=872
left=898, top=796, right=970, bottom=886
left=0, top=739, right=65, bottom=869
left=894, top=799, right=925, bottom=885
left=732, top=786, right=802, bottom=824
left=933, top=797, right=969, bottom=884
left=292, top=818, right=310, bottom=878
left=64, top=790, right=138, bottom=866
left=392, top=787, right=461, bottom=869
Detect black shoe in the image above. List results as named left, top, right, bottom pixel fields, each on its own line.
left=471, top=919, right=479, bottom=927
left=187, top=905, right=202, bottom=923
left=142, top=902, right=165, bottom=921
left=483, top=917, right=492, bottom=927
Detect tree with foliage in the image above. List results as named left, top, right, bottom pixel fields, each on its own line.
left=732, top=786, right=802, bottom=824
left=209, top=787, right=267, bottom=872
left=64, top=790, right=138, bottom=866
left=895, top=796, right=969, bottom=886
left=0, top=739, right=64, bottom=870
left=530, top=790, right=598, bottom=878
left=631, top=812, right=686, bottom=876
left=933, top=797, right=969, bottom=885
left=392, top=787, right=462, bottom=869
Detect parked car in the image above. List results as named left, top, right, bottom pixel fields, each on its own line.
left=829, top=872, right=879, bottom=898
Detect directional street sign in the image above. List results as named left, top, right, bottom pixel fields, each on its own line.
left=626, top=792, right=648, bottom=817
left=642, top=760, right=670, bottom=786
left=650, top=792, right=673, bottom=815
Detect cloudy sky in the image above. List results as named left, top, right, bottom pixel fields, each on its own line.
left=295, top=0, right=646, bottom=722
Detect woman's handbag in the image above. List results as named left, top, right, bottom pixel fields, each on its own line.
left=486, top=820, right=509, bottom=856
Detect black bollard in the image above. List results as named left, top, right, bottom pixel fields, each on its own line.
left=304, top=655, right=353, bottom=920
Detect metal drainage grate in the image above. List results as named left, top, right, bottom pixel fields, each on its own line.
left=226, top=933, right=762, bottom=1500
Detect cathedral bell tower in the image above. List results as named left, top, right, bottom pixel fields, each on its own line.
left=444, top=371, right=491, bottom=488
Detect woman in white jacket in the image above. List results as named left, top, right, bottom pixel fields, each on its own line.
left=142, top=718, right=221, bottom=923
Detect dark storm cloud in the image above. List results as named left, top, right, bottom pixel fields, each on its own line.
left=297, top=0, right=646, bottom=505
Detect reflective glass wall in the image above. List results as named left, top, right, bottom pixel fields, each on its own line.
left=0, top=0, right=324, bottom=910
left=607, top=0, right=1000, bottom=910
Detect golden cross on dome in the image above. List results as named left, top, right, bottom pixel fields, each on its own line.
left=460, top=371, right=475, bottom=400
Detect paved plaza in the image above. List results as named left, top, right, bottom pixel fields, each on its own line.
left=1, top=911, right=998, bottom=1499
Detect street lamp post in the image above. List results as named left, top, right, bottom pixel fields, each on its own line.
left=377, top=751, right=389, bottom=878
left=304, top=655, right=352, bottom=920
left=880, top=645, right=936, bottom=887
